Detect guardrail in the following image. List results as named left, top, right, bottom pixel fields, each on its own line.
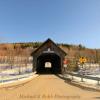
left=0, top=73, right=33, bottom=83
left=65, top=72, right=100, bottom=85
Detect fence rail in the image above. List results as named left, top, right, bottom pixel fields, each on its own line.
left=65, top=72, right=100, bottom=85
left=0, top=73, right=33, bottom=83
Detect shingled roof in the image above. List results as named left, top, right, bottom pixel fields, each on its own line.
left=31, top=38, right=67, bottom=56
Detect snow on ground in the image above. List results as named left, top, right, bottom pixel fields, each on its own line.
left=65, top=74, right=100, bottom=86
left=0, top=65, right=34, bottom=84
left=0, top=72, right=38, bottom=85
left=87, top=74, right=100, bottom=78
left=0, top=66, right=33, bottom=75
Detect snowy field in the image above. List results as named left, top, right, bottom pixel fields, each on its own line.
left=78, top=63, right=100, bottom=75
left=0, top=64, right=33, bottom=84
left=88, top=74, right=100, bottom=78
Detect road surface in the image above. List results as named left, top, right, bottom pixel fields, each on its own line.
left=0, top=74, right=100, bottom=100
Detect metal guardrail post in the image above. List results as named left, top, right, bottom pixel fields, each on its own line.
left=81, top=63, right=84, bottom=82
left=97, top=79, right=100, bottom=85
left=72, top=74, right=74, bottom=80
left=81, top=75, right=84, bottom=82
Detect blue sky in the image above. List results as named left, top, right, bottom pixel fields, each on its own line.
left=0, top=0, right=100, bottom=48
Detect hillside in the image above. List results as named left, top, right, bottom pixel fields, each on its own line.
left=0, top=42, right=100, bottom=63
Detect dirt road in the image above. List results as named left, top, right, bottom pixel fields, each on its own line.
left=0, top=75, right=100, bottom=100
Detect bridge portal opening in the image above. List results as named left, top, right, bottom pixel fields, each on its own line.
left=45, top=62, right=52, bottom=68
left=36, top=53, right=61, bottom=74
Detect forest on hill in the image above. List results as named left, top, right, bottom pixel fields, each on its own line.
left=0, top=42, right=100, bottom=62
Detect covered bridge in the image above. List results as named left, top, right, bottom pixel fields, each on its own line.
left=31, top=39, right=67, bottom=74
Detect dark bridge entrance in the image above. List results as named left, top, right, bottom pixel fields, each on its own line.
left=31, top=39, right=67, bottom=74
left=37, top=53, right=61, bottom=74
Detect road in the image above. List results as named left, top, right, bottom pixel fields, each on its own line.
left=0, top=74, right=100, bottom=100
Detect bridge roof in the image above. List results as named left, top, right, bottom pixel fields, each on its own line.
left=31, top=38, right=67, bottom=56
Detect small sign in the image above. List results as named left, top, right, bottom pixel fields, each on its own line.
left=63, top=59, right=69, bottom=64
left=43, top=48, right=54, bottom=53
left=48, top=48, right=51, bottom=51
left=79, top=57, right=87, bottom=63
left=64, top=64, right=67, bottom=68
